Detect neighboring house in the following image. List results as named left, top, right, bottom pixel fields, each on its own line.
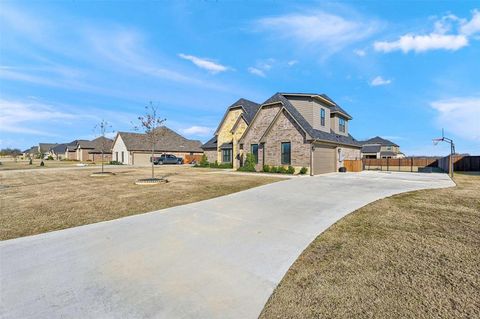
left=202, top=98, right=260, bottom=169
left=360, top=136, right=405, bottom=159
left=38, top=143, right=58, bottom=155
left=49, top=144, right=69, bottom=160
left=237, top=92, right=362, bottom=175
left=23, top=146, right=38, bottom=158
left=75, top=137, right=113, bottom=162
left=111, top=126, right=203, bottom=165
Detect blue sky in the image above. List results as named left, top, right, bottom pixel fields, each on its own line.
left=0, top=1, right=479, bottom=156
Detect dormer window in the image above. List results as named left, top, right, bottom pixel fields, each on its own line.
left=320, top=108, right=325, bottom=126
left=339, top=118, right=346, bottom=133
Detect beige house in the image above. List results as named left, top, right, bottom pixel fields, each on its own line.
left=201, top=98, right=260, bottom=169
left=360, top=136, right=405, bottom=159
left=237, top=93, right=362, bottom=175
left=111, top=126, right=203, bottom=165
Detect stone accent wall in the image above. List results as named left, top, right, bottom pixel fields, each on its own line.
left=204, top=150, right=217, bottom=163
left=216, top=108, right=246, bottom=168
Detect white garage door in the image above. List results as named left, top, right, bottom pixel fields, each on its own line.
left=312, top=145, right=336, bottom=175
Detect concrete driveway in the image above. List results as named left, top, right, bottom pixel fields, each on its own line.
left=0, top=171, right=454, bottom=319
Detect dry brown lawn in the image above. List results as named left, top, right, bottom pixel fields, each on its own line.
left=0, top=166, right=281, bottom=240
left=260, top=172, right=480, bottom=319
left=0, top=158, right=95, bottom=171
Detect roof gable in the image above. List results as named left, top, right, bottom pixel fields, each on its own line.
left=361, top=136, right=399, bottom=147
left=214, top=98, right=260, bottom=134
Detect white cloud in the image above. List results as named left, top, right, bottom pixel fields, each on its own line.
left=180, top=126, right=213, bottom=136
left=353, top=49, right=366, bottom=56
left=374, top=34, right=468, bottom=53
left=0, top=98, right=75, bottom=135
left=256, top=10, right=379, bottom=57
left=460, top=9, right=480, bottom=36
left=248, top=67, right=266, bottom=77
left=178, top=53, right=230, bottom=74
left=370, top=76, right=391, bottom=86
left=374, top=10, right=480, bottom=53
left=430, top=97, right=480, bottom=141
left=287, top=60, right=299, bottom=66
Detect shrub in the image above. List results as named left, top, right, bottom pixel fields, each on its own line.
left=263, top=165, right=270, bottom=173
left=207, top=161, right=232, bottom=169
left=270, top=166, right=278, bottom=173
left=277, top=166, right=287, bottom=174
left=238, top=153, right=256, bottom=172
left=287, top=166, right=295, bottom=174
left=199, top=154, right=209, bottom=167
left=109, top=160, right=123, bottom=165
left=299, top=167, right=308, bottom=175
left=46, top=155, right=54, bottom=160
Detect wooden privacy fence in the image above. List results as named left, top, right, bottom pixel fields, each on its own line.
left=184, top=154, right=203, bottom=164
left=438, top=155, right=480, bottom=172
left=363, top=157, right=440, bottom=172
left=344, top=159, right=362, bottom=172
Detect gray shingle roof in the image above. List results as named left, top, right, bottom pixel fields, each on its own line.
left=360, top=136, right=399, bottom=147
left=117, top=126, right=203, bottom=152
left=219, top=143, right=233, bottom=150
left=87, top=137, right=114, bottom=153
left=361, top=145, right=381, bottom=153
left=38, top=143, right=58, bottom=153
left=263, top=93, right=361, bottom=148
left=201, top=136, right=217, bottom=150
left=51, top=143, right=68, bottom=154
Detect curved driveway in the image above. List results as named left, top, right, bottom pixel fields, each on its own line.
left=0, top=171, right=454, bottom=319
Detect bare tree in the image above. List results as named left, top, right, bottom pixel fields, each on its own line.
left=133, top=102, right=166, bottom=179
left=93, top=119, right=112, bottom=174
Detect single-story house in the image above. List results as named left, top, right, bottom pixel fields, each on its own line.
left=22, top=146, right=38, bottom=158
left=111, top=126, right=203, bottom=165
left=38, top=143, right=58, bottom=155
left=360, top=136, right=405, bottom=159
left=49, top=144, right=69, bottom=160
left=75, top=137, right=113, bottom=162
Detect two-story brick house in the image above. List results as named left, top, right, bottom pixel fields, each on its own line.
left=201, top=98, right=260, bottom=168
left=360, top=136, right=405, bottom=159
left=238, top=93, right=362, bottom=175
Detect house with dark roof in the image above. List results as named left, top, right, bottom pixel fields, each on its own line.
left=237, top=92, right=362, bottom=175
left=360, top=136, right=404, bottom=159
left=111, top=126, right=203, bottom=165
left=201, top=98, right=260, bottom=168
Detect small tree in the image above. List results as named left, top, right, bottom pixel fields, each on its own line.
left=133, top=102, right=166, bottom=179
left=93, top=119, right=112, bottom=174
left=237, top=153, right=256, bottom=172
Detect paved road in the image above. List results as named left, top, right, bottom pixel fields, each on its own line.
left=0, top=172, right=454, bottom=319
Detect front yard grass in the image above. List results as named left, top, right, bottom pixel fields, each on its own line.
left=260, top=172, right=480, bottom=319
left=0, top=158, right=96, bottom=171
left=0, top=166, right=281, bottom=240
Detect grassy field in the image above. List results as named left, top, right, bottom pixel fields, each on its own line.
left=260, top=172, right=480, bottom=319
left=0, top=166, right=281, bottom=240
left=0, top=158, right=97, bottom=171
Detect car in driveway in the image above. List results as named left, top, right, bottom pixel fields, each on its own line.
left=153, top=154, right=183, bottom=165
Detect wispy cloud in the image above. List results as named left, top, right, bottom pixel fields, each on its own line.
left=370, top=76, right=392, bottom=86
left=180, top=126, right=214, bottom=137
left=353, top=49, right=366, bottom=56
left=0, top=98, right=76, bottom=135
left=178, top=53, right=231, bottom=74
left=287, top=60, right=299, bottom=66
left=430, top=97, right=480, bottom=141
left=374, top=10, right=480, bottom=53
left=248, top=67, right=266, bottom=77
left=256, top=9, right=379, bottom=58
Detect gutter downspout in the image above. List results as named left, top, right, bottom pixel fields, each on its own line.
left=310, top=138, right=319, bottom=176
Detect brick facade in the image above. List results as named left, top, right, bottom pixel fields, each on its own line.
left=240, top=105, right=310, bottom=172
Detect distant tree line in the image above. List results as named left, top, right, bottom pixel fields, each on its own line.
left=0, top=148, right=22, bottom=156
